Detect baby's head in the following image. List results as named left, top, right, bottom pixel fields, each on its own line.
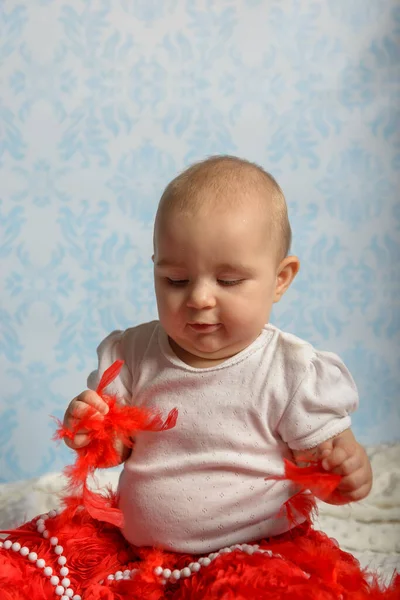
left=153, top=156, right=299, bottom=366
left=155, top=155, right=292, bottom=263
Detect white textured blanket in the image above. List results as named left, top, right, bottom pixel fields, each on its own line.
left=1, top=444, right=399, bottom=585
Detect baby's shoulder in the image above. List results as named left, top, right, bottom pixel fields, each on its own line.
left=265, top=324, right=348, bottom=384
left=123, top=319, right=159, bottom=339
left=120, top=320, right=160, bottom=354
left=266, top=324, right=316, bottom=367
left=96, top=320, right=160, bottom=361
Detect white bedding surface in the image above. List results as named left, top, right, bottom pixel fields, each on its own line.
left=313, top=443, right=400, bottom=585
left=1, top=444, right=399, bottom=585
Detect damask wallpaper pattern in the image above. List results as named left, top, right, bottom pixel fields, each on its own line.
left=0, top=1, right=399, bottom=482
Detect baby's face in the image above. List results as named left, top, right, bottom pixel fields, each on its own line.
left=153, top=204, right=281, bottom=366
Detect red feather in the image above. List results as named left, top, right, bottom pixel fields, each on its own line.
left=268, top=459, right=342, bottom=526
left=281, top=458, right=341, bottom=500
left=82, top=485, right=124, bottom=528
left=279, top=490, right=318, bottom=526
left=97, top=359, right=124, bottom=394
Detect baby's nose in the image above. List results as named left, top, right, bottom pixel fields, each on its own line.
left=186, top=282, right=216, bottom=309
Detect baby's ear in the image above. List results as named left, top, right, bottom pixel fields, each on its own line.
left=274, top=256, right=300, bottom=302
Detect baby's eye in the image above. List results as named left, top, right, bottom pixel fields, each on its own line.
left=166, top=278, right=189, bottom=286
left=217, top=279, right=243, bottom=286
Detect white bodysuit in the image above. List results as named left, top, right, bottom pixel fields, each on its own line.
left=87, top=321, right=358, bottom=554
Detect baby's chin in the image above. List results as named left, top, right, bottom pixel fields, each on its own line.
left=169, top=336, right=250, bottom=366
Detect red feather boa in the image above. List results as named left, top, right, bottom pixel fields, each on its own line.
left=53, top=360, right=178, bottom=527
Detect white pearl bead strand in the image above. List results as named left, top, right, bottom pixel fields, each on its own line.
left=101, top=542, right=309, bottom=586
left=2, top=514, right=310, bottom=594
left=1, top=509, right=81, bottom=600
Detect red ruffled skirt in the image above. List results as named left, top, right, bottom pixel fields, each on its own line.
left=1, top=504, right=399, bottom=600
left=3, top=364, right=397, bottom=598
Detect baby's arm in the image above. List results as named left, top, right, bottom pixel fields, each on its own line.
left=292, top=429, right=372, bottom=505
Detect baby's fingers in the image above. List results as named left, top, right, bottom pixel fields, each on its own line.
left=331, top=466, right=372, bottom=502
left=64, top=431, right=91, bottom=449
left=65, top=393, right=108, bottom=425
left=68, top=401, right=102, bottom=420
left=73, top=390, right=109, bottom=415
left=322, top=446, right=348, bottom=472
left=324, top=447, right=364, bottom=475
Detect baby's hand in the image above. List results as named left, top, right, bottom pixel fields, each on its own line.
left=318, top=429, right=372, bottom=504
left=63, top=390, right=109, bottom=449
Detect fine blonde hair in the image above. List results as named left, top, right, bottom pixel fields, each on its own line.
left=155, top=155, right=292, bottom=260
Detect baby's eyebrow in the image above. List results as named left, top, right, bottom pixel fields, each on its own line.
left=217, top=262, right=253, bottom=273
left=155, top=259, right=186, bottom=268
left=155, top=259, right=254, bottom=274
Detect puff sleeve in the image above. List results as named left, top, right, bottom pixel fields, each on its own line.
left=87, top=330, right=133, bottom=405
left=277, top=350, right=359, bottom=450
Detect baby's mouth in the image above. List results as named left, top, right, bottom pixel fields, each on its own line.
left=188, top=323, right=221, bottom=332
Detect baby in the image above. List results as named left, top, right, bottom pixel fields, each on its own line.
left=64, top=155, right=372, bottom=555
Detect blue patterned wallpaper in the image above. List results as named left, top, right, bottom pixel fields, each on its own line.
left=0, top=1, right=399, bottom=483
